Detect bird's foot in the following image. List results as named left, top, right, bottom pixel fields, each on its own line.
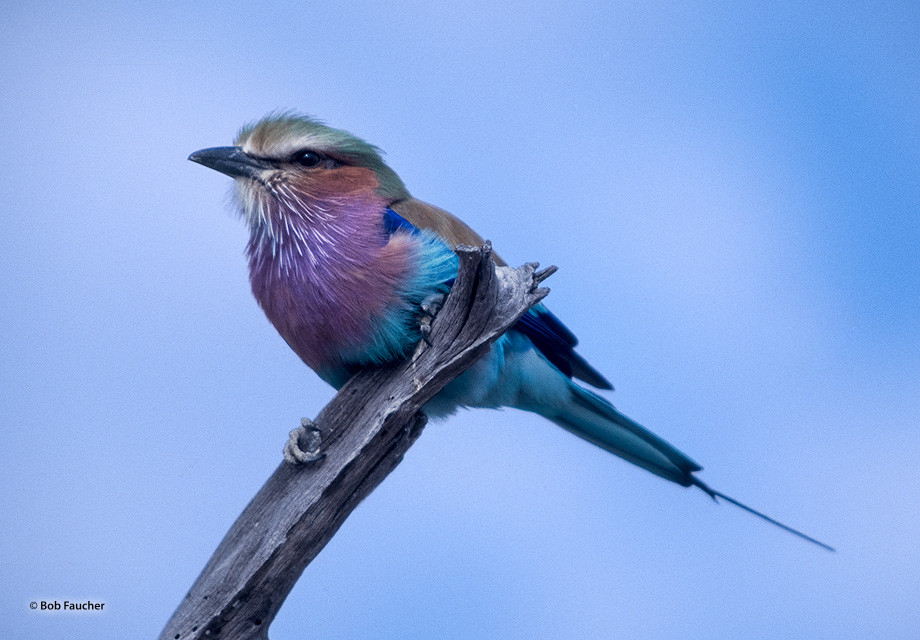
left=418, top=292, right=447, bottom=346
left=283, top=418, right=326, bottom=465
left=523, top=262, right=557, bottom=293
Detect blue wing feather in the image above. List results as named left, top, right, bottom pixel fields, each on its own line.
left=383, top=208, right=417, bottom=235
left=383, top=208, right=612, bottom=390
left=515, top=305, right=613, bottom=390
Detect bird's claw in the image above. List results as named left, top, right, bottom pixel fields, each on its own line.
left=523, top=262, right=557, bottom=292
left=284, top=418, right=326, bottom=465
left=419, top=319, right=434, bottom=346
left=418, top=292, right=447, bottom=346
left=532, top=264, right=557, bottom=286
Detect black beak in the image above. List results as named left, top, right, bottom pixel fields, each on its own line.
left=188, top=146, right=274, bottom=180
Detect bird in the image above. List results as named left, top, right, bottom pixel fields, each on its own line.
left=189, top=112, right=832, bottom=551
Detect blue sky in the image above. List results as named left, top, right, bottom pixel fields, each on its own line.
left=2, top=1, right=918, bottom=638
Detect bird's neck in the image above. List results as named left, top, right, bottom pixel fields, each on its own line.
left=245, top=188, right=388, bottom=279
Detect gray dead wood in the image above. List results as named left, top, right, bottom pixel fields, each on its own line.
left=158, top=244, right=554, bottom=640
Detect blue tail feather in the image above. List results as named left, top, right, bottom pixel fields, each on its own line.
left=546, top=384, right=702, bottom=486
left=545, top=382, right=835, bottom=551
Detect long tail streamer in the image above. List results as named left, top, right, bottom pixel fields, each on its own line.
left=695, top=481, right=835, bottom=552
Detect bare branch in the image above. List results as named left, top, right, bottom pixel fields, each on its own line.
left=158, top=245, right=553, bottom=640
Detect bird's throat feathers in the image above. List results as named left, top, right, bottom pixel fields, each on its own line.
left=239, top=168, right=420, bottom=374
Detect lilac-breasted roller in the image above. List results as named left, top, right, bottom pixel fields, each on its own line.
left=190, top=113, right=831, bottom=550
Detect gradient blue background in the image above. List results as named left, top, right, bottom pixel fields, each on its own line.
left=3, top=2, right=918, bottom=638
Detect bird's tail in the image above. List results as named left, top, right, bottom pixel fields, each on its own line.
left=544, top=384, right=835, bottom=551
left=547, top=384, right=703, bottom=487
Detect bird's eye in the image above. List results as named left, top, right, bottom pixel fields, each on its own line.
left=292, top=150, right=323, bottom=168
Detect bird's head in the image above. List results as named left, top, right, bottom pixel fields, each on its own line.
left=189, top=113, right=409, bottom=239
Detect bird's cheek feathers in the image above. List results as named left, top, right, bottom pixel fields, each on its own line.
left=285, top=165, right=385, bottom=205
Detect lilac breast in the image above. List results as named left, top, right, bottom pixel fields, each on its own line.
left=247, top=188, right=414, bottom=374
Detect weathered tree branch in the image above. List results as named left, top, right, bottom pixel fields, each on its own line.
left=158, top=245, right=553, bottom=640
